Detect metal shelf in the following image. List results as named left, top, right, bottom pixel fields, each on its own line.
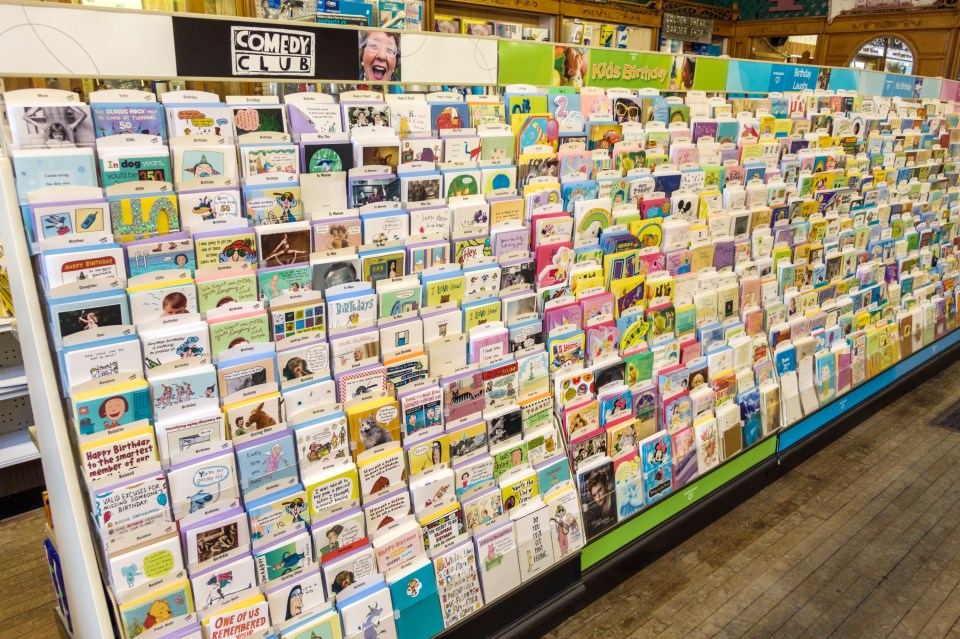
left=0, top=428, right=39, bottom=469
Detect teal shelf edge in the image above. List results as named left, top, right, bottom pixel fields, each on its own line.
left=777, top=328, right=960, bottom=452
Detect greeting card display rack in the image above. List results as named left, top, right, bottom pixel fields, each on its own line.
left=3, top=3, right=960, bottom=639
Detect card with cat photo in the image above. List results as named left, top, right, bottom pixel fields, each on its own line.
left=346, top=395, right=402, bottom=459
left=359, top=144, right=400, bottom=172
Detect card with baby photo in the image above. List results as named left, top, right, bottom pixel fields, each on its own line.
left=312, top=216, right=362, bottom=251
left=127, top=280, right=198, bottom=325
left=256, top=223, right=311, bottom=268
left=196, top=269, right=258, bottom=314
left=125, top=234, right=195, bottom=278
left=208, top=311, right=271, bottom=355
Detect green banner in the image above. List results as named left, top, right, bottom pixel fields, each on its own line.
left=498, top=41, right=555, bottom=86
left=586, top=49, right=674, bottom=90
left=692, top=56, right=729, bottom=92
left=581, top=436, right=777, bottom=570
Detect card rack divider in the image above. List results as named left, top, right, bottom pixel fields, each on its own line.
left=0, top=158, right=117, bottom=638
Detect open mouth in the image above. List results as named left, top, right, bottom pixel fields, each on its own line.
left=370, top=63, right=389, bottom=80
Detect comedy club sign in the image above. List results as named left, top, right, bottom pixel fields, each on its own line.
left=231, top=26, right=315, bottom=76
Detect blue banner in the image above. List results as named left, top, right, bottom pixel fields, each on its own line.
left=883, top=74, right=921, bottom=98
left=727, top=60, right=772, bottom=93
left=770, top=64, right=819, bottom=92
left=858, top=70, right=886, bottom=97
left=826, top=68, right=859, bottom=92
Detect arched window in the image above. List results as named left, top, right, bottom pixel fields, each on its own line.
left=849, top=37, right=915, bottom=75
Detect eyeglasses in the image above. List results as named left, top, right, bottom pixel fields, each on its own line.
left=366, top=39, right=398, bottom=58
left=616, top=102, right=640, bottom=119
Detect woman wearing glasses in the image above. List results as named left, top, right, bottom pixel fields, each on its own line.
left=359, top=31, right=400, bottom=83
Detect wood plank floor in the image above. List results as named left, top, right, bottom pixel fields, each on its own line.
left=547, top=357, right=960, bottom=639
left=4, top=359, right=960, bottom=638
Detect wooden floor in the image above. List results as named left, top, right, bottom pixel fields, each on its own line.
left=0, top=509, right=68, bottom=639
left=5, top=359, right=960, bottom=638
left=549, top=356, right=960, bottom=639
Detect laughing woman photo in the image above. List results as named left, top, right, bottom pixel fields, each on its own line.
left=359, top=31, right=401, bottom=83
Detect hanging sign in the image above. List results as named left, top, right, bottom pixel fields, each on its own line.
left=660, top=13, right=714, bottom=45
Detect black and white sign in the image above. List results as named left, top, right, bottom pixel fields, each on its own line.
left=660, top=13, right=714, bottom=45
left=172, top=16, right=357, bottom=81
left=231, top=26, right=315, bottom=77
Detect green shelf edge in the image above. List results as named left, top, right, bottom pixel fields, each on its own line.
left=581, top=436, right=777, bottom=570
